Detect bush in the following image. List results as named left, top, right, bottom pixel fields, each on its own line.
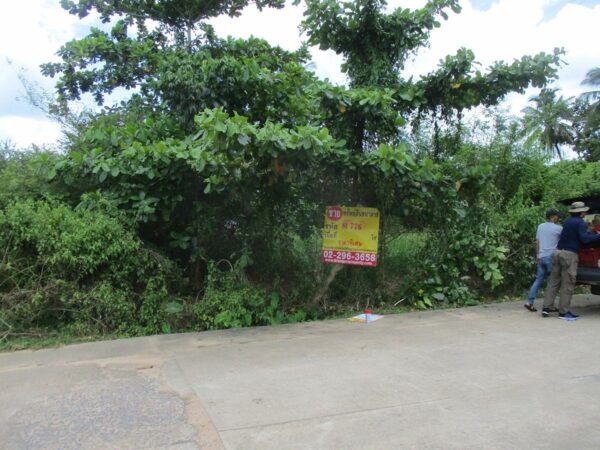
left=0, top=199, right=181, bottom=336
left=193, top=261, right=305, bottom=330
left=0, top=145, right=63, bottom=209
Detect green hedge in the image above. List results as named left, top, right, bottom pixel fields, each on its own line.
left=0, top=200, right=179, bottom=336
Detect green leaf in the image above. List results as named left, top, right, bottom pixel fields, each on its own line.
left=165, top=302, right=184, bottom=314
left=237, top=134, right=251, bottom=146
left=398, top=91, right=414, bottom=101
left=215, top=122, right=227, bottom=133
left=70, top=151, right=83, bottom=163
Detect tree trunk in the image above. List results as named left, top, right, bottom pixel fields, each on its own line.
left=554, top=143, right=563, bottom=160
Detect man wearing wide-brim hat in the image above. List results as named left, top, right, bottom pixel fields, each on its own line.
left=541, top=201, right=600, bottom=319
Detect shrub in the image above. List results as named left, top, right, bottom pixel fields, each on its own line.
left=0, top=200, right=180, bottom=336
left=0, top=146, right=62, bottom=209
left=192, top=261, right=301, bottom=330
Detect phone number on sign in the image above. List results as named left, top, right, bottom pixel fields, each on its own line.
left=322, top=250, right=377, bottom=266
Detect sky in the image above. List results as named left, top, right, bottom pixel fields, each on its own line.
left=1, top=0, right=599, bottom=148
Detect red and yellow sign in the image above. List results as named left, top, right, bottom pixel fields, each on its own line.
left=322, top=206, right=380, bottom=267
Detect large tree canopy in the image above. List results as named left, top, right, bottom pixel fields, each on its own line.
left=297, top=0, right=562, bottom=116
left=293, top=0, right=563, bottom=154
left=43, top=0, right=287, bottom=107
left=40, top=0, right=566, bottom=281
left=298, top=0, right=462, bottom=88
left=45, top=0, right=563, bottom=123
left=60, top=0, right=286, bottom=26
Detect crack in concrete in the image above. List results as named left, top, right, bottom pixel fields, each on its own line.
left=217, top=396, right=453, bottom=433
left=160, top=355, right=226, bottom=450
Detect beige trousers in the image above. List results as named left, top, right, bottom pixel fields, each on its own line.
left=543, top=250, right=578, bottom=314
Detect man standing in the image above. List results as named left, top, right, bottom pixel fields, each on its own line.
left=524, top=208, right=562, bottom=312
left=542, top=202, right=600, bottom=319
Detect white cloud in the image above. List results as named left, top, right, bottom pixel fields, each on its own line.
left=1, top=1, right=70, bottom=65
left=210, top=3, right=304, bottom=50
left=0, top=116, right=62, bottom=149
left=0, top=0, right=105, bottom=148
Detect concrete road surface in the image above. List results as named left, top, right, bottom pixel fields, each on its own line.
left=2, top=295, right=600, bottom=450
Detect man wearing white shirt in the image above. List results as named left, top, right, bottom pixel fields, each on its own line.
left=524, top=208, right=562, bottom=312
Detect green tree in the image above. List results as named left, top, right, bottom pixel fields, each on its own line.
left=61, top=0, right=286, bottom=25
left=41, top=0, right=568, bottom=300
left=577, top=67, right=600, bottom=128
left=296, top=0, right=563, bottom=160
left=572, top=97, right=600, bottom=162
left=298, top=0, right=462, bottom=89
left=43, top=0, right=286, bottom=107
left=581, top=67, right=600, bottom=101
left=572, top=67, right=600, bottom=161
left=521, top=88, right=574, bottom=160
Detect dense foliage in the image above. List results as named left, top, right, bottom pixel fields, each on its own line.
left=2, top=1, right=599, bottom=347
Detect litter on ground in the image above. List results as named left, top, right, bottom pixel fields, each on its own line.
left=349, top=313, right=384, bottom=323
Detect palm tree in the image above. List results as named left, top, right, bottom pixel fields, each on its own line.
left=580, top=67, right=600, bottom=128
left=581, top=67, right=600, bottom=98
left=574, top=68, right=600, bottom=161
left=521, top=88, right=574, bottom=160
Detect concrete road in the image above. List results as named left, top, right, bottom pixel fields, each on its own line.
left=1, top=295, right=600, bottom=450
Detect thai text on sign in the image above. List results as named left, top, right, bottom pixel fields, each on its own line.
left=322, top=206, right=380, bottom=267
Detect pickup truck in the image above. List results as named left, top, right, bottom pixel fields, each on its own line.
left=560, top=195, right=600, bottom=295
